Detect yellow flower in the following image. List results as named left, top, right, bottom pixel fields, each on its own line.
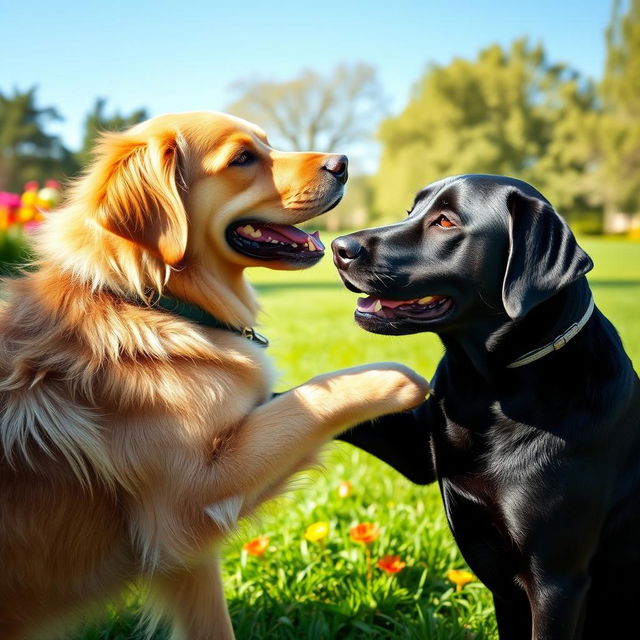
left=337, top=480, right=352, bottom=498
left=305, top=521, right=330, bottom=542
left=242, top=536, right=269, bottom=557
left=447, top=568, right=475, bottom=592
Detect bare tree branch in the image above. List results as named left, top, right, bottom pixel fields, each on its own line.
left=226, top=63, right=387, bottom=155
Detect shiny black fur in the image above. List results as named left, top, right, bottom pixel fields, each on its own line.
left=332, top=175, right=640, bottom=640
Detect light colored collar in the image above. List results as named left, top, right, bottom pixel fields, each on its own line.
left=506, top=296, right=595, bottom=369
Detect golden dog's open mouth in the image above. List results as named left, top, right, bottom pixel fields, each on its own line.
left=226, top=221, right=325, bottom=264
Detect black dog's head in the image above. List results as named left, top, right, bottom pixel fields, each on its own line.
left=332, top=174, right=593, bottom=335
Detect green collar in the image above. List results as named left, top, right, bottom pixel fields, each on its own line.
left=137, top=292, right=269, bottom=348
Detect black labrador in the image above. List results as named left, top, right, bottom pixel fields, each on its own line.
left=331, top=175, right=640, bottom=640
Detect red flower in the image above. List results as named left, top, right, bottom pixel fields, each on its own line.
left=377, top=555, right=406, bottom=575
left=242, top=536, right=269, bottom=557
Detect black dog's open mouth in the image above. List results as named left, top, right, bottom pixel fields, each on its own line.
left=227, top=221, right=325, bottom=263
left=355, top=294, right=454, bottom=323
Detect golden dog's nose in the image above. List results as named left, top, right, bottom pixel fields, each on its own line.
left=322, top=155, right=348, bottom=184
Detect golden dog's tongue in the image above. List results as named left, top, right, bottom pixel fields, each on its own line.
left=236, top=223, right=324, bottom=251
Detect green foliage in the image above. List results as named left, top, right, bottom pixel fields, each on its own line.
left=0, top=87, right=78, bottom=191
left=317, top=174, right=374, bottom=231
left=0, top=229, right=33, bottom=275
left=590, top=0, right=640, bottom=213
left=76, top=99, right=148, bottom=169
left=66, top=234, right=639, bottom=640
left=372, top=40, right=597, bottom=220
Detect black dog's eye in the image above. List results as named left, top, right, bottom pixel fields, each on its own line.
left=433, top=214, right=456, bottom=228
left=229, top=150, right=257, bottom=167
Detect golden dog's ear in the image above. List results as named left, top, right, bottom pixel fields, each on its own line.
left=93, top=131, right=188, bottom=266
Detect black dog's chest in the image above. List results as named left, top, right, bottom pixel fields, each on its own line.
left=432, top=404, right=536, bottom=589
left=434, top=415, right=498, bottom=502
left=430, top=389, right=546, bottom=539
left=431, top=390, right=497, bottom=474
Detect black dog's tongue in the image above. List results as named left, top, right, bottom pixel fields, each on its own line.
left=357, top=295, right=442, bottom=313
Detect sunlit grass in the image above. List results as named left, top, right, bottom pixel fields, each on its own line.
left=74, top=234, right=639, bottom=639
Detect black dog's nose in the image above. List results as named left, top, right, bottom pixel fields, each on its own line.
left=322, top=155, right=348, bottom=184
left=332, top=235, right=363, bottom=270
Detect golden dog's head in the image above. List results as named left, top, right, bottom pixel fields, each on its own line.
left=45, top=112, right=347, bottom=326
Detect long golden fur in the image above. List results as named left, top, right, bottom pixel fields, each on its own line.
left=0, top=112, right=428, bottom=639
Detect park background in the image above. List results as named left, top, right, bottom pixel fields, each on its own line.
left=2, top=1, right=640, bottom=638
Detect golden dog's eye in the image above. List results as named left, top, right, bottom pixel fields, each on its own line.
left=229, top=150, right=257, bottom=167
left=434, top=214, right=456, bottom=228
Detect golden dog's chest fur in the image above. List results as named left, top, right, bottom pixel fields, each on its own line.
left=0, top=269, right=273, bottom=637
left=0, top=112, right=428, bottom=640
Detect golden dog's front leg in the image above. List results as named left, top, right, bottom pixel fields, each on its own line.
left=148, top=556, right=234, bottom=640
left=213, top=363, right=431, bottom=500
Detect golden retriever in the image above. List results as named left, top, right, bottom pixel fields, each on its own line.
left=0, top=112, right=428, bottom=640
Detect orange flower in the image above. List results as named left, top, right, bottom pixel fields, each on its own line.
left=349, top=522, right=380, bottom=544
left=242, top=536, right=269, bottom=557
left=447, top=568, right=475, bottom=592
left=337, top=480, right=352, bottom=498
left=377, top=555, right=406, bottom=575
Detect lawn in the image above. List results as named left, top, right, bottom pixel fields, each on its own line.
left=72, top=234, right=639, bottom=640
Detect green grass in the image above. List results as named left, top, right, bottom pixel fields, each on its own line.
left=71, top=235, right=639, bottom=640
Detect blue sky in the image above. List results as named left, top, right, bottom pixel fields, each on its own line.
left=3, top=0, right=612, bottom=150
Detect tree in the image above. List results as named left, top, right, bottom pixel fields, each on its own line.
left=592, top=0, right=640, bottom=223
left=226, top=63, right=386, bottom=161
left=0, top=87, right=77, bottom=192
left=76, top=98, right=148, bottom=168
left=322, top=174, right=373, bottom=231
left=372, top=40, right=596, bottom=221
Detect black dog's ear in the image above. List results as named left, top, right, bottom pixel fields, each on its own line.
left=502, top=189, right=593, bottom=320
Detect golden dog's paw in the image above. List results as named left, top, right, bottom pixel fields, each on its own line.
left=359, top=362, right=432, bottom=412
left=296, top=363, right=432, bottom=432
left=314, top=362, right=431, bottom=419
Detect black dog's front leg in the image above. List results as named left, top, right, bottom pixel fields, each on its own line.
left=335, top=405, right=436, bottom=485
left=528, top=573, right=589, bottom=640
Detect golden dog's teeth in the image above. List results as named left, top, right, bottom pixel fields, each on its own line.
left=240, top=224, right=263, bottom=238
left=308, top=241, right=316, bottom=252
left=418, top=296, right=435, bottom=304
left=373, top=300, right=382, bottom=312
left=292, top=243, right=298, bottom=247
